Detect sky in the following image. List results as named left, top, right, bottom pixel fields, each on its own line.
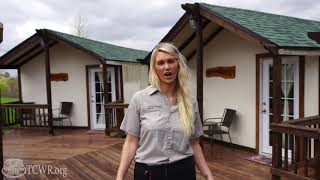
left=0, top=0, right=320, bottom=76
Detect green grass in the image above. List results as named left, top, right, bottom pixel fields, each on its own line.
left=1, top=97, right=19, bottom=127
left=1, top=97, right=19, bottom=103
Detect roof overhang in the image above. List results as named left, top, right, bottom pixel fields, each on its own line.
left=0, top=33, right=45, bottom=68
left=0, top=29, right=107, bottom=68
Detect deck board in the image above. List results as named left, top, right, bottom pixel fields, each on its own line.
left=3, top=128, right=274, bottom=179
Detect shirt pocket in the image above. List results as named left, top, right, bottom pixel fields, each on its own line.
left=141, top=103, right=166, bottom=129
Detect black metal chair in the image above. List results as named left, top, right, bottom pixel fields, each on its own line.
left=52, top=102, right=73, bottom=126
left=203, top=108, right=236, bottom=143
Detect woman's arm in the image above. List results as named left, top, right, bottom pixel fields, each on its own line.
left=116, top=134, right=139, bottom=180
left=190, top=138, right=214, bottom=180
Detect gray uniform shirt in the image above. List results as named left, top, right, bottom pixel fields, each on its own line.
left=120, top=86, right=203, bottom=165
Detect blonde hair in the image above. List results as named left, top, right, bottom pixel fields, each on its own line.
left=149, top=42, right=194, bottom=137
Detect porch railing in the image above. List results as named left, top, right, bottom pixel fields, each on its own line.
left=0, top=103, right=50, bottom=127
left=270, top=115, right=320, bottom=180
left=104, top=101, right=128, bottom=136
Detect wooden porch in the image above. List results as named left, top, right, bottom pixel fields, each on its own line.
left=2, top=128, right=274, bottom=180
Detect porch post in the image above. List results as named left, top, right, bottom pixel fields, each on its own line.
left=102, top=62, right=110, bottom=136
left=38, top=30, right=54, bottom=135
left=18, top=67, right=22, bottom=102
left=0, top=98, right=2, bottom=180
left=194, top=4, right=204, bottom=122
left=271, top=55, right=282, bottom=180
left=0, top=22, right=3, bottom=180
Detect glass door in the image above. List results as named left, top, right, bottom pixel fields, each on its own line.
left=260, top=56, right=299, bottom=155
left=90, top=67, right=115, bottom=129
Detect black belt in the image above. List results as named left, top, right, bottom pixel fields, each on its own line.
left=135, top=156, right=194, bottom=180
left=135, top=155, right=194, bottom=168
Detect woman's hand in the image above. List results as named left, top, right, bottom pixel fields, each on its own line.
left=116, top=134, right=139, bottom=180
left=190, top=138, right=214, bottom=180
left=205, top=175, right=215, bottom=180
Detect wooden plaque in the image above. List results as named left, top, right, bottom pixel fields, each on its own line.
left=206, top=66, right=236, bottom=79
left=50, top=73, right=68, bottom=81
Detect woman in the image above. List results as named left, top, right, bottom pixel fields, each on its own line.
left=116, top=43, right=214, bottom=180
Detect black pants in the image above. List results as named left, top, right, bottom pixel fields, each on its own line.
left=134, top=156, right=196, bottom=180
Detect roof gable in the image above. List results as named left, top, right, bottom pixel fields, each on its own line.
left=200, top=3, right=320, bottom=48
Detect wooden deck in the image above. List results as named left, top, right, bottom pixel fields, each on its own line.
left=4, top=128, right=123, bottom=165
left=3, top=128, right=273, bottom=179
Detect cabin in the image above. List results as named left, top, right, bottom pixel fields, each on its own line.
left=0, top=29, right=149, bottom=135
left=144, top=3, right=320, bottom=179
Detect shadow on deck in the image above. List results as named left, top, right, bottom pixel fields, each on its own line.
left=3, top=128, right=272, bottom=180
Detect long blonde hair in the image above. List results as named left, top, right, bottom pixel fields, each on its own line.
left=149, top=42, right=194, bottom=137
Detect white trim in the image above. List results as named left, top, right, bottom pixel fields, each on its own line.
left=259, top=56, right=299, bottom=155
left=278, top=49, right=320, bottom=56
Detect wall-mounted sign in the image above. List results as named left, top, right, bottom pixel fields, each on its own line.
left=50, top=73, right=68, bottom=81
left=206, top=66, right=236, bottom=79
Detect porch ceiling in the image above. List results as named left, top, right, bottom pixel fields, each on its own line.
left=0, top=33, right=56, bottom=68
left=148, top=15, right=223, bottom=62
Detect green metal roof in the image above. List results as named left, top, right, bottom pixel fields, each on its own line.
left=200, top=3, right=320, bottom=48
left=46, top=29, right=148, bottom=62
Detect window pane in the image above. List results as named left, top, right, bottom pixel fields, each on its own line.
left=95, top=83, right=100, bottom=92
left=269, top=82, right=273, bottom=97
left=281, top=64, right=286, bottom=82
left=269, top=65, right=273, bottom=80
left=95, top=72, right=99, bottom=81
left=286, top=64, right=294, bottom=81
left=96, top=94, right=101, bottom=103
left=269, top=98, right=272, bottom=113
left=287, top=82, right=294, bottom=98
left=96, top=104, right=101, bottom=114
left=288, top=99, right=294, bottom=116
left=281, top=99, right=284, bottom=115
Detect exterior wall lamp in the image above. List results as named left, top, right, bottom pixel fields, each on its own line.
left=188, top=14, right=197, bottom=30
left=308, top=32, right=320, bottom=44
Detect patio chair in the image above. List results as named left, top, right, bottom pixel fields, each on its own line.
left=203, top=108, right=236, bottom=143
left=52, top=102, right=73, bottom=126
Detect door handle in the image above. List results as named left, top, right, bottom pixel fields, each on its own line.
left=262, top=109, right=267, bottom=113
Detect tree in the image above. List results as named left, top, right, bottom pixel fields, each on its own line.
left=0, top=75, right=18, bottom=98
left=4, top=72, right=10, bottom=78
left=73, top=15, right=89, bottom=38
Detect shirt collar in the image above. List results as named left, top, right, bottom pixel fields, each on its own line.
left=147, top=86, right=159, bottom=96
